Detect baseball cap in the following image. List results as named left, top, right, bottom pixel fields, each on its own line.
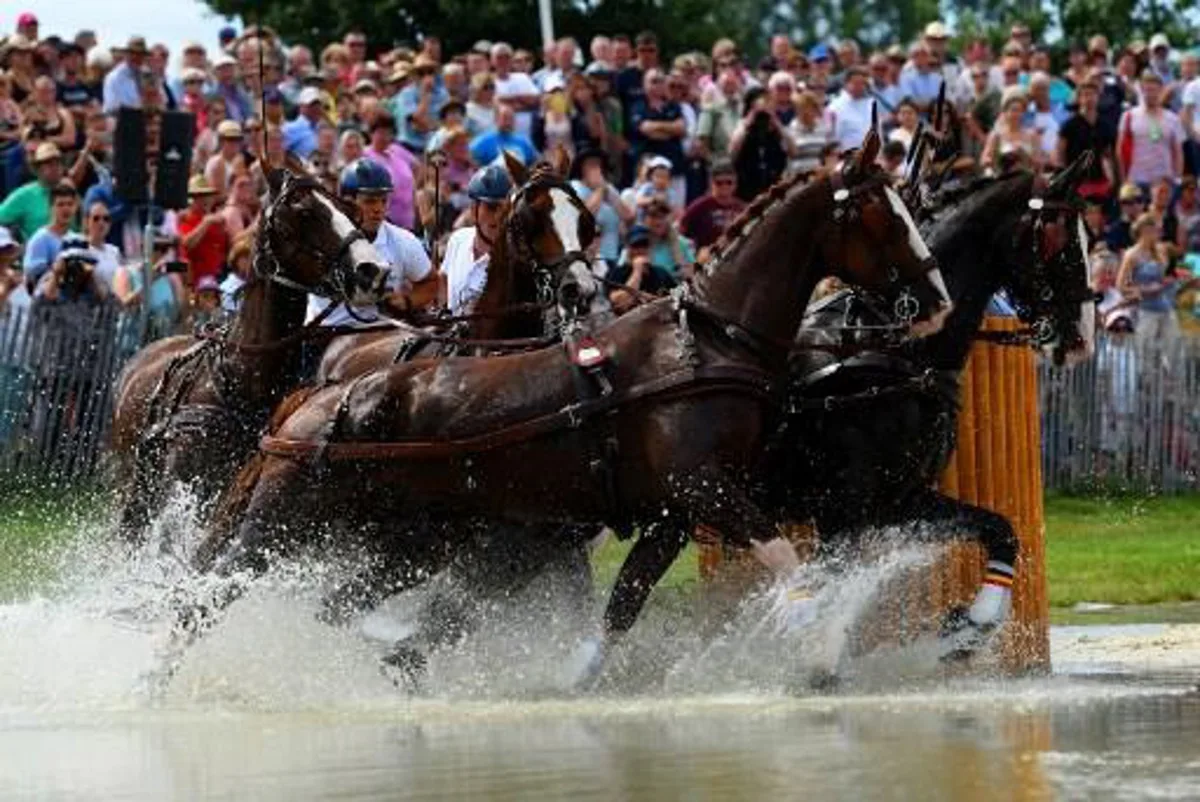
left=542, top=73, right=566, bottom=93
left=645, top=155, right=672, bottom=173
left=262, top=85, right=283, bottom=103
left=297, top=86, right=322, bottom=105
left=195, top=275, right=221, bottom=293
left=218, top=26, right=238, bottom=42
left=212, top=53, right=236, bottom=69
left=17, top=12, right=38, bottom=27
left=1150, top=33, right=1170, bottom=51
left=808, top=43, right=831, bottom=62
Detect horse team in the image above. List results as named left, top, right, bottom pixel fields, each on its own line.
left=111, top=121, right=1096, bottom=689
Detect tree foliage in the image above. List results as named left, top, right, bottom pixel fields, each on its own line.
left=204, top=0, right=1198, bottom=60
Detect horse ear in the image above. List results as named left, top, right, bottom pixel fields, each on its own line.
left=503, top=150, right=529, bottom=186
left=283, top=151, right=313, bottom=177
left=548, top=144, right=571, bottom=178
left=266, top=168, right=285, bottom=198
left=1048, top=150, right=1093, bottom=197
left=855, top=104, right=881, bottom=171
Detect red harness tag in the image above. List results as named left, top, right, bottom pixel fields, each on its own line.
left=568, top=337, right=609, bottom=368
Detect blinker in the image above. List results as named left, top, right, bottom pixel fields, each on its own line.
left=1028, top=198, right=1045, bottom=211
left=834, top=188, right=850, bottom=203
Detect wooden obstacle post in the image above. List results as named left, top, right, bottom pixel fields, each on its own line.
left=697, top=316, right=1050, bottom=673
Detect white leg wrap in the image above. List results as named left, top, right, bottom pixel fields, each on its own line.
left=968, top=582, right=1012, bottom=628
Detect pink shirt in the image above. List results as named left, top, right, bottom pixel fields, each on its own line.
left=1122, top=107, right=1184, bottom=186
left=366, top=144, right=418, bottom=231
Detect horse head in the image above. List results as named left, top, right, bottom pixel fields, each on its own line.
left=823, top=113, right=952, bottom=337
left=1006, top=153, right=1097, bottom=366
left=501, top=150, right=603, bottom=330
left=256, top=154, right=388, bottom=306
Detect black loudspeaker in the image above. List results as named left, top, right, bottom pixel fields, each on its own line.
left=154, top=111, right=195, bottom=210
left=113, top=108, right=147, bottom=204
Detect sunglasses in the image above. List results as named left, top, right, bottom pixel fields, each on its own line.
left=91, top=213, right=111, bottom=222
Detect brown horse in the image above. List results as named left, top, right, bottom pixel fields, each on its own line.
left=316, top=152, right=603, bottom=385
left=195, top=131, right=951, bottom=678
left=110, top=161, right=389, bottom=542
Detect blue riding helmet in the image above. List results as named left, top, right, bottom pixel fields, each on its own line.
left=339, top=158, right=393, bottom=197
left=466, top=164, right=513, bottom=205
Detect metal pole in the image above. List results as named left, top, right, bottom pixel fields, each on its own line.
left=538, top=0, right=555, bottom=51
left=140, top=197, right=154, bottom=343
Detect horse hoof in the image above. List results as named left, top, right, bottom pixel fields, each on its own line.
left=936, top=605, right=997, bottom=663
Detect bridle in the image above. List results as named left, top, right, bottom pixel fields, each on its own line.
left=828, top=164, right=941, bottom=324
left=1008, top=179, right=1091, bottom=351
left=507, top=173, right=596, bottom=295
left=252, top=172, right=369, bottom=299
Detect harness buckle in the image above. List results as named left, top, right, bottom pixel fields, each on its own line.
left=565, top=403, right=584, bottom=428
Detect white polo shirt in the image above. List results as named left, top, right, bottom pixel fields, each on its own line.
left=441, top=226, right=490, bottom=315
left=307, top=221, right=432, bottom=327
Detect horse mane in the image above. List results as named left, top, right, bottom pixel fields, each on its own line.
left=466, top=198, right=517, bottom=338
left=706, top=169, right=817, bottom=267
left=469, top=162, right=565, bottom=339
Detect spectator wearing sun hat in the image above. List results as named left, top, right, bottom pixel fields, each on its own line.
left=394, top=54, right=449, bottom=153
left=0, top=143, right=65, bottom=241
left=204, top=120, right=248, bottom=199
left=283, top=87, right=326, bottom=159
left=177, top=174, right=228, bottom=286
left=101, top=35, right=149, bottom=113
left=212, top=53, right=253, bottom=123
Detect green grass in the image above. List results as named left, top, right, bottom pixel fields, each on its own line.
left=1045, top=493, right=1200, bottom=609
left=0, top=482, right=109, bottom=599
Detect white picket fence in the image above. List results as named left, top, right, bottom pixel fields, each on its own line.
left=1039, top=335, right=1200, bottom=492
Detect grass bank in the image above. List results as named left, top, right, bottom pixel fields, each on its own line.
left=1044, top=493, right=1200, bottom=609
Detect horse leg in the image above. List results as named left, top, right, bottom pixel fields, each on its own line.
left=210, top=457, right=322, bottom=577
left=672, top=465, right=817, bottom=632
left=562, top=521, right=689, bottom=689
left=893, top=488, right=1019, bottom=660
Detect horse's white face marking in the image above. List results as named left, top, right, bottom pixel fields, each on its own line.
left=1075, top=215, right=1096, bottom=360
left=312, top=191, right=386, bottom=304
left=885, top=185, right=933, bottom=263
left=548, top=187, right=583, bottom=255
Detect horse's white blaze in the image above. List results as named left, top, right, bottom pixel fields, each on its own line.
left=314, top=192, right=383, bottom=270
left=1077, top=215, right=1096, bottom=357
left=548, top=188, right=583, bottom=254
left=884, top=185, right=932, bottom=262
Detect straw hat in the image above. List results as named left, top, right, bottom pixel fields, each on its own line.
left=217, top=120, right=243, bottom=139
left=33, top=142, right=62, bottom=163
left=187, top=174, right=218, bottom=196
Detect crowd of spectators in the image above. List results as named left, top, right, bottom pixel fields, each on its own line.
left=1, top=13, right=1200, bottom=344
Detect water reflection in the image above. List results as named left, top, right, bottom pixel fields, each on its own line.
left=2, top=687, right=1197, bottom=801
